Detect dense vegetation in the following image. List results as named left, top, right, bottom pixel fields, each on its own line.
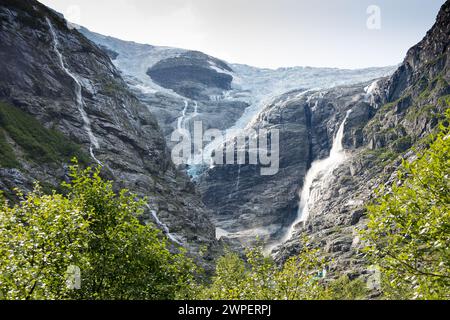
left=0, top=111, right=449, bottom=300
left=362, top=109, right=450, bottom=299
left=0, top=102, right=88, bottom=168
left=0, top=160, right=196, bottom=300
left=195, top=244, right=367, bottom=300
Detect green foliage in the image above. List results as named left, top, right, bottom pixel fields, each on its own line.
left=405, top=103, right=443, bottom=124
left=438, top=94, right=450, bottom=107
left=362, top=109, right=450, bottom=300
left=196, top=240, right=367, bottom=300
left=273, top=246, right=329, bottom=300
left=0, top=159, right=196, bottom=300
left=0, top=185, right=89, bottom=299
left=377, top=149, right=397, bottom=163
left=327, top=275, right=368, bottom=300
left=0, top=102, right=89, bottom=166
left=0, top=128, right=20, bottom=168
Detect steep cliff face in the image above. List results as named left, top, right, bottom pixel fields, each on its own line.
left=275, top=0, right=449, bottom=278
left=79, top=28, right=250, bottom=152
left=198, top=89, right=311, bottom=245
left=0, top=0, right=220, bottom=267
left=198, top=83, right=375, bottom=247
left=197, top=0, right=449, bottom=275
left=147, top=50, right=233, bottom=100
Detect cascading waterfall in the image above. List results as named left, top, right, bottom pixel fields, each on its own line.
left=177, top=100, right=189, bottom=130
left=177, top=100, right=200, bottom=132
left=178, top=100, right=203, bottom=175
left=146, top=204, right=182, bottom=245
left=270, top=109, right=352, bottom=252
left=193, top=101, right=198, bottom=117
left=296, top=109, right=352, bottom=224
left=46, top=18, right=102, bottom=166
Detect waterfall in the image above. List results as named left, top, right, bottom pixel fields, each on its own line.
left=228, top=164, right=242, bottom=199
left=146, top=204, right=182, bottom=245
left=269, top=109, right=352, bottom=252
left=177, top=100, right=189, bottom=130
left=193, top=101, right=199, bottom=116
left=46, top=18, right=102, bottom=166
left=296, top=109, right=352, bottom=224
left=235, top=164, right=241, bottom=192
left=364, top=79, right=380, bottom=107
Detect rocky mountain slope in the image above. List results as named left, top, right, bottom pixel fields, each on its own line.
left=273, top=0, right=450, bottom=279
left=198, top=1, right=449, bottom=279
left=0, top=0, right=220, bottom=268
left=79, top=27, right=396, bottom=162
left=197, top=83, right=371, bottom=247
left=78, top=28, right=249, bottom=151
left=79, top=26, right=399, bottom=255
left=2, top=0, right=445, bottom=282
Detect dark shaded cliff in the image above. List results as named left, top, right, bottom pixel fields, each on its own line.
left=0, top=0, right=220, bottom=268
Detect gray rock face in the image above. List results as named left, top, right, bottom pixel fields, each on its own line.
left=79, top=28, right=250, bottom=159
left=0, top=0, right=220, bottom=269
left=199, top=1, right=449, bottom=279
left=147, top=51, right=233, bottom=100
left=275, top=0, right=450, bottom=278
left=197, top=84, right=376, bottom=248
left=199, top=91, right=311, bottom=245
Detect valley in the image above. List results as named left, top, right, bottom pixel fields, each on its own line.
left=0, top=0, right=449, bottom=300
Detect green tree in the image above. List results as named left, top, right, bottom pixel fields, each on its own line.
left=197, top=240, right=336, bottom=300
left=362, top=110, right=450, bottom=299
left=0, top=185, right=89, bottom=299
left=0, top=160, right=196, bottom=300
left=273, top=244, right=329, bottom=300
left=327, top=275, right=368, bottom=300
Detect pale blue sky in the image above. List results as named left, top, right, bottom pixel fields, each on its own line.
left=38, top=0, right=445, bottom=69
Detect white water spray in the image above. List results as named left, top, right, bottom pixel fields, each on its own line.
left=193, top=101, right=199, bottom=116
left=271, top=109, right=352, bottom=251
left=146, top=204, right=182, bottom=245
left=177, top=100, right=189, bottom=130
left=46, top=18, right=102, bottom=166
left=177, top=100, right=200, bottom=132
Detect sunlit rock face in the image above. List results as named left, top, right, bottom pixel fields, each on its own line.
left=198, top=83, right=377, bottom=250
left=275, top=1, right=450, bottom=279
left=80, top=14, right=397, bottom=254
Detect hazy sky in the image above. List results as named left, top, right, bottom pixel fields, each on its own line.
left=38, top=0, right=445, bottom=69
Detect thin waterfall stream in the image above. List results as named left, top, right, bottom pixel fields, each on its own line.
left=46, top=18, right=102, bottom=167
